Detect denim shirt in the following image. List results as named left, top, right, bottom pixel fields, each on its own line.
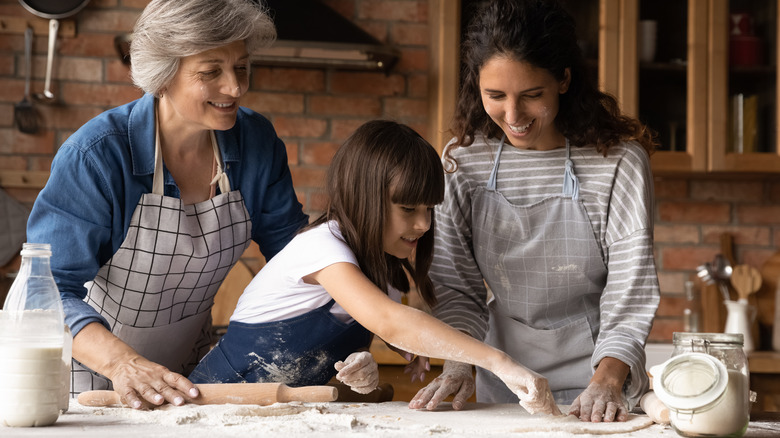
left=27, top=93, right=309, bottom=337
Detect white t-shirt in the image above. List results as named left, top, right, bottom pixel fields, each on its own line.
left=230, top=221, right=402, bottom=324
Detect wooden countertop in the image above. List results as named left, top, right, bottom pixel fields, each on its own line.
left=2, top=400, right=778, bottom=437
left=749, top=351, right=780, bottom=374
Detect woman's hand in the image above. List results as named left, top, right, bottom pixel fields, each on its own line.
left=75, top=322, right=199, bottom=409
left=334, top=351, right=379, bottom=394
left=568, top=381, right=628, bottom=422
left=105, top=352, right=199, bottom=409
left=568, top=357, right=630, bottom=422
left=409, top=360, right=475, bottom=410
left=492, top=359, right=562, bottom=416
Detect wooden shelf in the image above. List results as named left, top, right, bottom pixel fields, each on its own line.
left=0, top=170, right=49, bottom=189
left=0, top=15, right=76, bottom=37
left=749, top=351, right=780, bottom=374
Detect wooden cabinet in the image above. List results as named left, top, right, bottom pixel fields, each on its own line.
left=428, top=0, right=780, bottom=173
left=603, top=0, right=780, bottom=173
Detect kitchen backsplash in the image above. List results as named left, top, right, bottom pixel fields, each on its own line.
left=1, top=0, right=779, bottom=343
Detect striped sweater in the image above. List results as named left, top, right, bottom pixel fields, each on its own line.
left=430, top=135, right=660, bottom=407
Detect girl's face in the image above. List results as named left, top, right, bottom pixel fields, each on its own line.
left=159, top=40, right=250, bottom=133
left=383, top=203, right=433, bottom=259
left=479, top=56, right=570, bottom=150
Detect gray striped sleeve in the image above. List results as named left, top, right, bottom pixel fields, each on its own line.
left=591, top=144, right=660, bottom=408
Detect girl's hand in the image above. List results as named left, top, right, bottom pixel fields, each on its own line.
left=409, top=360, right=475, bottom=410
left=334, top=351, right=379, bottom=394
left=568, top=381, right=628, bottom=422
left=404, top=355, right=431, bottom=383
left=106, top=353, right=199, bottom=409
left=384, top=342, right=430, bottom=382
left=493, top=360, right=562, bottom=416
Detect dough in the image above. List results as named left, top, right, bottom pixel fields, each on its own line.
left=508, top=412, right=654, bottom=434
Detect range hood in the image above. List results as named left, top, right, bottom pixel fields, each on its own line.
left=252, top=0, right=399, bottom=72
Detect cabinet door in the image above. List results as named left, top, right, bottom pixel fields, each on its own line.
left=709, top=0, right=780, bottom=172
left=618, top=0, right=709, bottom=172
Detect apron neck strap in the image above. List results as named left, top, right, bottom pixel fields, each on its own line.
left=152, top=109, right=231, bottom=196
left=562, top=138, right=580, bottom=200
left=487, top=135, right=506, bottom=191
left=208, top=130, right=231, bottom=195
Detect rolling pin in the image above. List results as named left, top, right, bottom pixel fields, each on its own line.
left=77, top=382, right=338, bottom=407
left=639, top=391, right=669, bottom=425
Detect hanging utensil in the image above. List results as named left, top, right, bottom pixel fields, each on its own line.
left=696, top=261, right=731, bottom=302
left=35, top=18, right=58, bottom=103
left=14, top=27, right=38, bottom=134
left=731, top=264, right=762, bottom=301
left=18, top=0, right=92, bottom=104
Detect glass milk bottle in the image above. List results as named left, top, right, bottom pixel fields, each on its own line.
left=0, top=243, right=68, bottom=427
left=651, top=333, right=750, bottom=438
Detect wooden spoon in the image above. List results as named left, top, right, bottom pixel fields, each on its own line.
left=731, top=264, right=762, bottom=301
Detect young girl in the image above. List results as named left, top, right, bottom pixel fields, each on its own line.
left=190, top=120, right=560, bottom=415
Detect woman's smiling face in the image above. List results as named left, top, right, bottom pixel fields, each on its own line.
left=160, top=40, right=250, bottom=132
left=479, top=55, right=570, bottom=150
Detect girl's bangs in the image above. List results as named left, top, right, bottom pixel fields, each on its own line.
left=389, top=148, right=444, bottom=206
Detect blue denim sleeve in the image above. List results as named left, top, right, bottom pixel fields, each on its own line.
left=27, top=143, right=114, bottom=336
left=233, top=114, right=308, bottom=259
left=253, top=135, right=309, bottom=259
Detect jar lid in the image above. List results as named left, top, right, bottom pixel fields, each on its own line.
left=673, top=332, right=743, bottom=346
left=651, top=352, right=729, bottom=411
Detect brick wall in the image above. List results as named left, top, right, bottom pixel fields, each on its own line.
left=1, top=0, right=779, bottom=344
left=651, top=175, right=780, bottom=342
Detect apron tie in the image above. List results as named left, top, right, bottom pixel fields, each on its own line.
left=487, top=135, right=506, bottom=191
left=562, top=138, right=580, bottom=200
left=209, top=131, right=231, bottom=195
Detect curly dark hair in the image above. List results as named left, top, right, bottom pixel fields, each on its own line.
left=446, top=0, right=657, bottom=170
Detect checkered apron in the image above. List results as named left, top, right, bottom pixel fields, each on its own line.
left=471, top=137, right=607, bottom=404
left=71, top=129, right=251, bottom=393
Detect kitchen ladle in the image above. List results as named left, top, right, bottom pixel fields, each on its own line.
left=712, top=254, right=733, bottom=283
left=696, top=260, right=731, bottom=302
left=34, top=19, right=58, bottom=104
left=731, top=264, right=762, bottom=301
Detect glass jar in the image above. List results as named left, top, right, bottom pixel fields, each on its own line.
left=652, top=333, right=750, bottom=438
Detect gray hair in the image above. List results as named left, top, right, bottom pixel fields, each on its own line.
left=130, top=0, right=276, bottom=95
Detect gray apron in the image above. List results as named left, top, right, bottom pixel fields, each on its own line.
left=472, top=136, right=607, bottom=404
left=72, top=125, right=251, bottom=393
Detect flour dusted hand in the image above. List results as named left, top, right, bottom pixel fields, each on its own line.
left=492, top=361, right=562, bottom=416
left=409, top=360, right=475, bottom=410
left=334, top=351, right=379, bottom=394
left=569, top=381, right=628, bottom=422
left=106, top=352, right=199, bottom=409
left=404, top=355, right=431, bottom=383
left=384, top=342, right=430, bottom=382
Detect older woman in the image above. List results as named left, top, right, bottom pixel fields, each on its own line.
left=26, top=0, right=308, bottom=409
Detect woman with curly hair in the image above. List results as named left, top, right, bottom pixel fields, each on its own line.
left=410, top=0, right=660, bottom=423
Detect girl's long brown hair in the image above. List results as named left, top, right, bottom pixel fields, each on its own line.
left=305, top=120, right=444, bottom=307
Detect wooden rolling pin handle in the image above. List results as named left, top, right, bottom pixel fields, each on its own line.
left=640, top=391, right=669, bottom=425
left=77, top=390, right=123, bottom=407
left=278, top=384, right=339, bottom=403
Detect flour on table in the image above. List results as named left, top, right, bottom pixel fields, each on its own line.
left=85, top=402, right=656, bottom=436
